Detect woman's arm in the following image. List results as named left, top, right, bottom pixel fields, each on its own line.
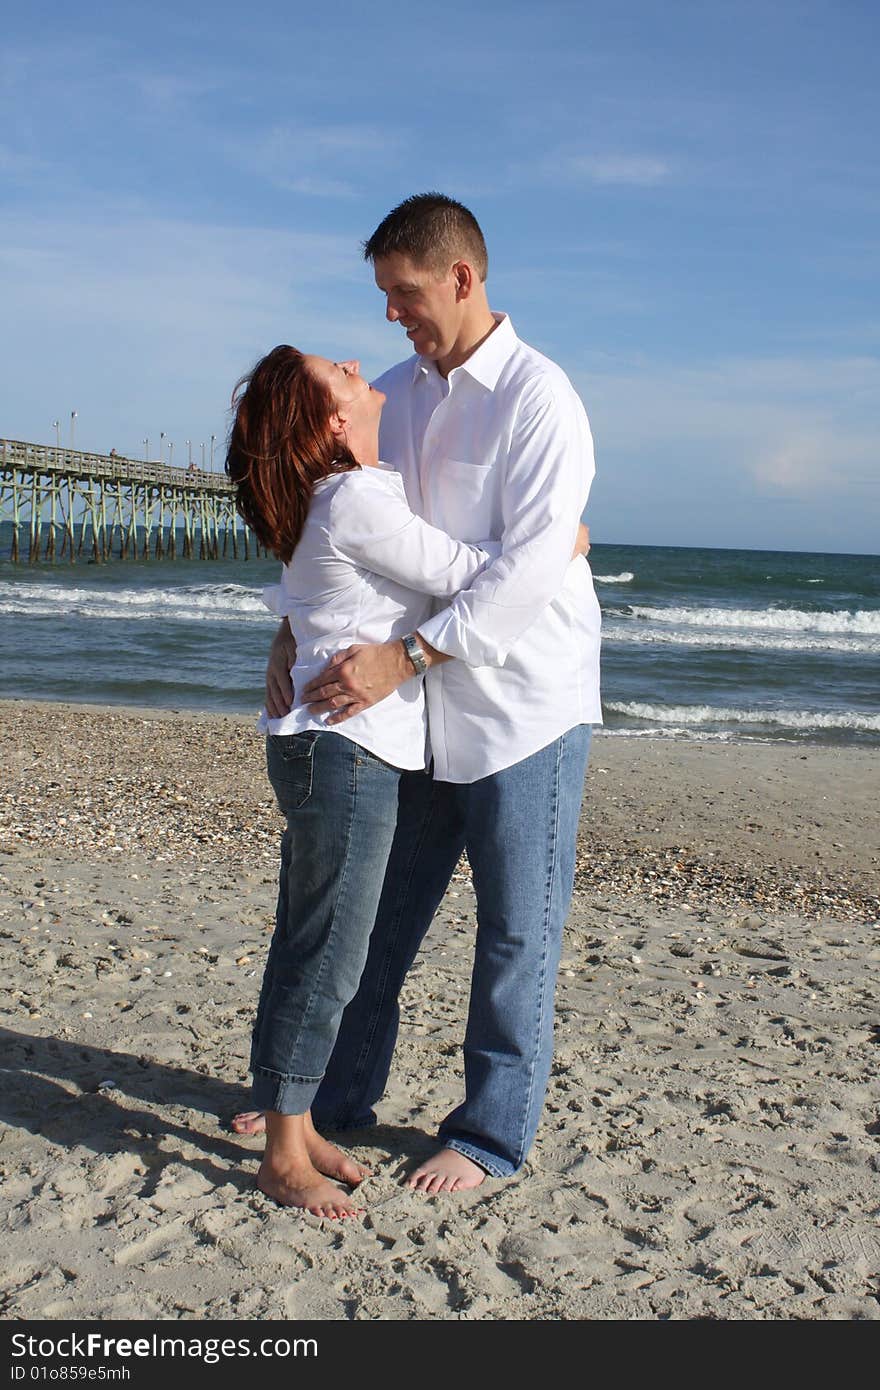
left=267, top=523, right=588, bottom=720
left=329, top=474, right=500, bottom=597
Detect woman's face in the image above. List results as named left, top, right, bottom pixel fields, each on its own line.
left=304, top=356, right=385, bottom=438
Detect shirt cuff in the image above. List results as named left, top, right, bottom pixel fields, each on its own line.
left=418, top=607, right=508, bottom=668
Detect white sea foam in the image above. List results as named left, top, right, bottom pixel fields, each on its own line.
left=593, top=571, right=634, bottom=584
left=606, top=700, right=880, bottom=733
left=0, top=580, right=272, bottom=624
left=597, top=726, right=736, bottom=742
left=601, top=619, right=880, bottom=655
left=626, top=604, right=880, bottom=636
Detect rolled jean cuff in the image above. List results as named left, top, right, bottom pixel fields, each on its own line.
left=443, top=1137, right=514, bottom=1179
left=311, top=1107, right=378, bottom=1134
left=251, top=1065, right=323, bottom=1117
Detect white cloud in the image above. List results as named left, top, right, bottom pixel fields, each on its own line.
left=751, top=431, right=878, bottom=496
left=282, top=176, right=357, bottom=198
left=560, top=154, right=672, bottom=185
left=0, top=207, right=393, bottom=457
left=227, top=122, right=408, bottom=197
left=523, top=149, right=673, bottom=189
left=575, top=353, right=880, bottom=477
left=478, top=147, right=674, bottom=197
left=131, top=72, right=223, bottom=116
left=568, top=351, right=880, bottom=548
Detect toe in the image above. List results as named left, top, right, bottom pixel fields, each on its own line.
left=413, top=1171, right=441, bottom=1194
left=338, top=1159, right=371, bottom=1185
left=230, top=1111, right=265, bottom=1135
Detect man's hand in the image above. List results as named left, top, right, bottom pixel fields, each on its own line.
left=573, top=522, right=590, bottom=559
left=301, top=641, right=413, bottom=725
left=265, top=620, right=297, bottom=719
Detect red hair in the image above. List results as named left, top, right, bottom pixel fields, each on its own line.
left=226, top=345, right=359, bottom=562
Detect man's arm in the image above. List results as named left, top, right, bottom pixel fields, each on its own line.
left=303, top=377, right=593, bottom=718
left=265, top=475, right=500, bottom=721
left=416, top=380, right=593, bottom=667
left=303, top=518, right=592, bottom=722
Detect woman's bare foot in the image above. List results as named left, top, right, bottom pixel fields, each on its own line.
left=257, top=1157, right=363, bottom=1217
left=407, top=1148, right=486, bottom=1194
left=256, top=1110, right=365, bottom=1218
left=231, top=1109, right=266, bottom=1137
left=302, top=1110, right=371, bottom=1185
left=236, top=1108, right=370, bottom=1182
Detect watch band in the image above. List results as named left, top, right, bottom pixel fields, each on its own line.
left=402, top=632, right=429, bottom=675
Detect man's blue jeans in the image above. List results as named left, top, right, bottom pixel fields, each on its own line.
left=251, top=731, right=401, bottom=1115
left=313, top=725, right=592, bottom=1177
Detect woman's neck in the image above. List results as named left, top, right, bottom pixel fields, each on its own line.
left=345, top=431, right=379, bottom=469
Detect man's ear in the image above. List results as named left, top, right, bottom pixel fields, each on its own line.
left=453, top=260, right=474, bottom=301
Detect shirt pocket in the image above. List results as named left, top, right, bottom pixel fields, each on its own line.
left=432, top=459, right=495, bottom=541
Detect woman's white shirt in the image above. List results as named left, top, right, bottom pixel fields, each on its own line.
left=260, top=465, right=498, bottom=769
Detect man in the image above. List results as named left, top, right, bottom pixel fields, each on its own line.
left=264, top=194, right=601, bottom=1191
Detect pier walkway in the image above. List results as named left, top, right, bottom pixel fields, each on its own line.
left=0, top=439, right=261, bottom=562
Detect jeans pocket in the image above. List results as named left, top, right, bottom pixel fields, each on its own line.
left=267, top=732, right=317, bottom=810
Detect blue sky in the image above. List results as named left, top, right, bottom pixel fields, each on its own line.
left=2, top=0, right=878, bottom=553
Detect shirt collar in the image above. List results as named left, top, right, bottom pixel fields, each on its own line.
left=411, top=312, right=516, bottom=390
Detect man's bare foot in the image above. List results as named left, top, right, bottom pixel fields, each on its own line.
left=407, top=1148, right=486, bottom=1194
left=232, top=1110, right=370, bottom=1185
left=257, top=1157, right=363, bottom=1218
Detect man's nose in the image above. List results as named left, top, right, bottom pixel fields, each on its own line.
left=385, top=300, right=400, bottom=323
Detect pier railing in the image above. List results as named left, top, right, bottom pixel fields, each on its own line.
left=0, top=438, right=263, bottom=563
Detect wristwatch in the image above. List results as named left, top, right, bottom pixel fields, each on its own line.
left=402, top=632, right=429, bottom=675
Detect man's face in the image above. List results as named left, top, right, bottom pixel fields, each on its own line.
left=373, top=252, right=461, bottom=362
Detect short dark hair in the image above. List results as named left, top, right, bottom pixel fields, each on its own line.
left=363, top=193, right=488, bottom=281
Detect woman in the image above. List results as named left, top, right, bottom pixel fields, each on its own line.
left=225, top=345, right=499, bottom=1218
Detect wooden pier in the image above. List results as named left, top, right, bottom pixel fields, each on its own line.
left=0, top=439, right=262, bottom=563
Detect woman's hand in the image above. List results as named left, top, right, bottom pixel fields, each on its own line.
left=265, top=620, right=298, bottom=719
left=572, top=522, right=590, bottom=559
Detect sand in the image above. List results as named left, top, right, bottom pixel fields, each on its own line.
left=1, top=700, right=878, bottom=1321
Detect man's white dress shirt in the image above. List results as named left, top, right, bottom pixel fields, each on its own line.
left=375, top=313, right=602, bottom=783
left=261, top=466, right=496, bottom=770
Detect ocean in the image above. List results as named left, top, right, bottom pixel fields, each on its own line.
left=0, top=532, right=877, bottom=746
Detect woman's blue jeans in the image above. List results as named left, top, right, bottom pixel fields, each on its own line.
left=250, top=731, right=401, bottom=1115
left=312, top=725, right=592, bottom=1176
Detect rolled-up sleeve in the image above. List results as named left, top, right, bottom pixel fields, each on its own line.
left=261, top=582, right=284, bottom=615
left=418, top=381, right=594, bottom=667
left=331, top=474, right=500, bottom=597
